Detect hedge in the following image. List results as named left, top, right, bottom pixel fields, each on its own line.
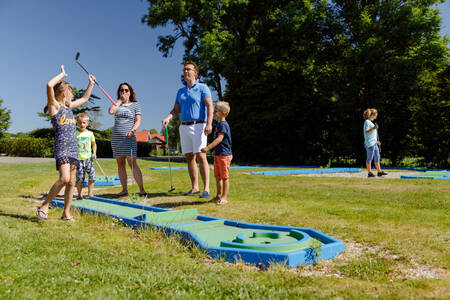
left=2, top=137, right=152, bottom=158
left=3, top=137, right=53, bottom=157
left=96, top=140, right=151, bottom=158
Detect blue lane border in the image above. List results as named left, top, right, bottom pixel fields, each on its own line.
left=251, top=168, right=362, bottom=175
left=401, top=175, right=450, bottom=180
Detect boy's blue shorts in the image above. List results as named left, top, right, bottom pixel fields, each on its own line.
left=76, top=158, right=96, bottom=184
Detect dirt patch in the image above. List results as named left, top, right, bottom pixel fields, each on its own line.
left=292, top=241, right=449, bottom=280
left=196, top=241, right=448, bottom=280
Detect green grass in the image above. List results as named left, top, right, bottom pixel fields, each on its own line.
left=0, top=159, right=448, bottom=299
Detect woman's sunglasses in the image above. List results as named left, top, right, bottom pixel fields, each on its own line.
left=119, top=88, right=129, bottom=92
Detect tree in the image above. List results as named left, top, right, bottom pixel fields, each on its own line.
left=143, top=0, right=449, bottom=166
left=330, top=0, right=449, bottom=165
left=0, top=98, right=11, bottom=139
left=412, top=65, right=450, bottom=168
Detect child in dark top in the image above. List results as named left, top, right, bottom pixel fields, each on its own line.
left=36, top=65, right=96, bottom=221
left=201, top=101, right=232, bottom=205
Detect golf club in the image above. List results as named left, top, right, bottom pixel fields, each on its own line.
left=165, top=126, right=175, bottom=192
left=75, top=52, right=117, bottom=106
left=374, top=121, right=381, bottom=153
left=129, top=137, right=136, bottom=199
left=93, top=157, right=109, bottom=182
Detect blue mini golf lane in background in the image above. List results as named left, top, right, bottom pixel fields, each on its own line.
left=401, top=170, right=450, bottom=180
left=251, top=168, right=362, bottom=176
left=151, top=166, right=259, bottom=170
left=50, top=196, right=345, bottom=267
left=83, top=175, right=121, bottom=186
left=150, top=165, right=320, bottom=170
left=382, top=166, right=426, bottom=171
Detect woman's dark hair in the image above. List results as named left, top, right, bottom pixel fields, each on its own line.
left=117, top=82, right=136, bottom=102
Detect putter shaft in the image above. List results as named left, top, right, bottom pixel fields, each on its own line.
left=75, top=54, right=117, bottom=105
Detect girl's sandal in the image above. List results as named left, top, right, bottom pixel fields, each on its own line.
left=61, top=216, right=74, bottom=221
left=36, top=207, right=48, bottom=220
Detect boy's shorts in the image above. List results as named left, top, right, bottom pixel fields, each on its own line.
left=214, top=155, right=233, bottom=179
left=76, top=158, right=96, bottom=185
left=179, top=123, right=207, bottom=154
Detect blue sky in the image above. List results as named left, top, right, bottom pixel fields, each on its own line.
left=0, top=0, right=449, bottom=134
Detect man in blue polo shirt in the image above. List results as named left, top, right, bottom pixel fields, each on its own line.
left=162, top=61, right=214, bottom=198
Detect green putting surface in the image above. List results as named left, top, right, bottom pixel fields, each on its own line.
left=72, top=199, right=200, bottom=225
left=176, top=221, right=320, bottom=251
left=72, top=199, right=322, bottom=252
left=418, top=171, right=449, bottom=177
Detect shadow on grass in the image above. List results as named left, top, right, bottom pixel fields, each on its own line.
left=0, top=210, right=40, bottom=223
left=95, top=192, right=185, bottom=199
left=152, top=198, right=215, bottom=209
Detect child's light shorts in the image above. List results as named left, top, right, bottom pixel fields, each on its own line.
left=214, top=155, right=233, bottom=179
left=179, top=123, right=207, bottom=154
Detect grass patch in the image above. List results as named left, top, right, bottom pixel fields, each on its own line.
left=0, top=159, right=448, bottom=299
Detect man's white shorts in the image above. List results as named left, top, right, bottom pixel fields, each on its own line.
left=179, top=123, right=207, bottom=154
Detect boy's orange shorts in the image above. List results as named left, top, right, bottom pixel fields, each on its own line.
left=214, top=155, right=233, bottom=179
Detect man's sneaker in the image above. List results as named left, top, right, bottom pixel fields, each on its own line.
left=368, top=172, right=376, bottom=178
left=377, top=171, right=388, bottom=177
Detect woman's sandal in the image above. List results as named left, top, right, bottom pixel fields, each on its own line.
left=36, top=207, right=48, bottom=220
left=60, top=216, right=74, bottom=221
left=209, top=196, right=219, bottom=203
left=139, top=192, right=147, bottom=197
left=216, top=199, right=228, bottom=205
left=117, top=191, right=128, bottom=197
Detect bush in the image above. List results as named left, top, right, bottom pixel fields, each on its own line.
left=137, top=142, right=151, bottom=157
left=0, top=138, right=5, bottom=153
left=3, top=137, right=53, bottom=157
left=95, top=140, right=151, bottom=158
left=150, top=149, right=166, bottom=156
left=29, top=128, right=55, bottom=139
left=96, top=139, right=113, bottom=158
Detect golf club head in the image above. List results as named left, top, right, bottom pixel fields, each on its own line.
left=75, top=52, right=80, bottom=61
left=169, top=187, right=175, bottom=192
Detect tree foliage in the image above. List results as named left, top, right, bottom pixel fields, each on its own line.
left=143, top=0, right=449, bottom=167
left=0, top=98, right=11, bottom=139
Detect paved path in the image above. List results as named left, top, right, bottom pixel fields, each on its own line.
left=0, top=156, right=118, bottom=163
left=0, top=156, right=54, bottom=163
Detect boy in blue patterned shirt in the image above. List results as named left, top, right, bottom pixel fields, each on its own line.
left=201, top=101, right=232, bottom=205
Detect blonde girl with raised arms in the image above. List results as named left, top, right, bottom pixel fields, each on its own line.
left=37, top=65, right=96, bottom=221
